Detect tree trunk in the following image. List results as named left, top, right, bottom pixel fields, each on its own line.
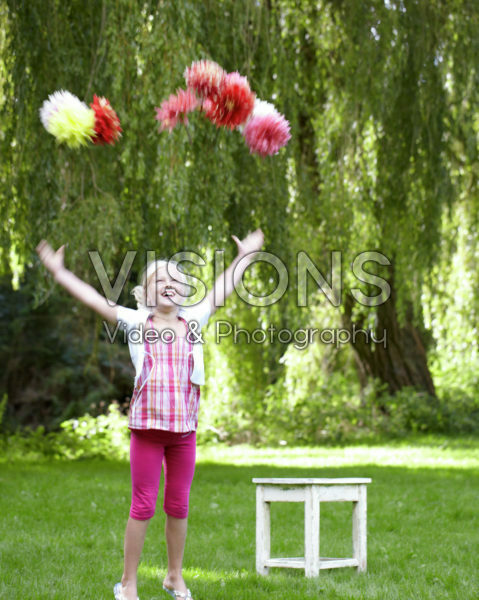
left=341, top=269, right=436, bottom=407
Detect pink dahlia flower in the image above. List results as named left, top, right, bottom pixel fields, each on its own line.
left=184, top=59, right=226, bottom=99
left=243, top=99, right=291, bottom=157
left=155, top=89, right=198, bottom=133
left=204, top=72, right=255, bottom=130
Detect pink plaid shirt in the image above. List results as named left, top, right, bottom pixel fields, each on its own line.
left=128, top=315, right=200, bottom=432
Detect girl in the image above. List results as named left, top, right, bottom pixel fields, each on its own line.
left=35, top=228, right=264, bottom=600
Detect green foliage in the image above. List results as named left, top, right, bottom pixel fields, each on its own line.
left=0, top=273, right=133, bottom=431
left=55, top=401, right=129, bottom=460
left=0, top=393, right=7, bottom=428
left=1, top=401, right=129, bottom=460
left=214, top=376, right=479, bottom=445
left=0, top=423, right=54, bottom=459
left=201, top=303, right=479, bottom=444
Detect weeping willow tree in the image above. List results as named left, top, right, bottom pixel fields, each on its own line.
left=268, top=0, right=479, bottom=400
left=1, top=0, right=479, bottom=430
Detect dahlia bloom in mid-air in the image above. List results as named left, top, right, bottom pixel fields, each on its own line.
left=204, top=72, right=255, bottom=130
left=155, top=89, right=198, bottom=133
left=90, top=95, right=122, bottom=145
left=243, top=99, right=291, bottom=157
left=184, top=59, right=226, bottom=100
left=39, top=90, right=96, bottom=148
left=39, top=89, right=69, bottom=132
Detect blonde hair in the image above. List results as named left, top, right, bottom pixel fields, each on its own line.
left=131, top=258, right=188, bottom=310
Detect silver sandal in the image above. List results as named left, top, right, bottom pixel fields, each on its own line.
left=113, top=582, right=139, bottom=600
left=162, top=584, right=193, bottom=599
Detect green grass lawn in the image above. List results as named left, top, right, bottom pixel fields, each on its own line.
left=1, top=435, right=478, bottom=599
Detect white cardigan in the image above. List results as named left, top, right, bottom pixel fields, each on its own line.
left=116, top=298, right=211, bottom=389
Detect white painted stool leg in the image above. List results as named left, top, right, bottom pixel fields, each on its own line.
left=304, top=485, right=320, bottom=577
left=256, top=485, right=270, bottom=575
left=352, top=484, right=367, bottom=572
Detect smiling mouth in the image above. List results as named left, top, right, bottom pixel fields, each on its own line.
left=162, top=290, right=175, bottom=297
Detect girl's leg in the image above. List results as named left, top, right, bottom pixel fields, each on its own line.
left=164, top=514, right=189, bottom=592
left=121, top=429, right=165, bottom=600
left=162, top=431, right=197, bottom=594
left=121, top=517, right=149, bottom=599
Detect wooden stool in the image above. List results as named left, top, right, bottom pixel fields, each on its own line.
left=253, top=478, right=372, bottom=577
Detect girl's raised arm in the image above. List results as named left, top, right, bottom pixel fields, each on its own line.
left=36, top=240, right=118, bottom=324
left=206, top=228, right=264, bottom=316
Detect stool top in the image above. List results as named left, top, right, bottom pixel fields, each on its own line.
left=252, top=478, right=372, bottom=485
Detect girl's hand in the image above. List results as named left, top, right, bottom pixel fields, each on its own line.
left=231, top=228, right=264, bottom=258
left=35, top=239, right=118, bottom=324
left=36, top=240, right=66, bottom=279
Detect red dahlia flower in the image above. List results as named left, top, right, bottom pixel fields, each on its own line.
left=155, top=89, right=198, bottom=133
left=184, top=59, right=226, bottom=100
left=204, top=72, right=255, bottom=130
left=90, top=95, right=122, bottom=145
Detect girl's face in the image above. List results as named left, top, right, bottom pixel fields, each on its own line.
left=145, top=264, right=188, bottom=309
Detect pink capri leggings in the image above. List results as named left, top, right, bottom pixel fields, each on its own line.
left=129, top=428, right=196, bottom=520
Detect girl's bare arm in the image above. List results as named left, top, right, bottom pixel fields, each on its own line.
left=36, top=240, right=118, bottom=324
left=206, top=228, right=264, bottom=316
